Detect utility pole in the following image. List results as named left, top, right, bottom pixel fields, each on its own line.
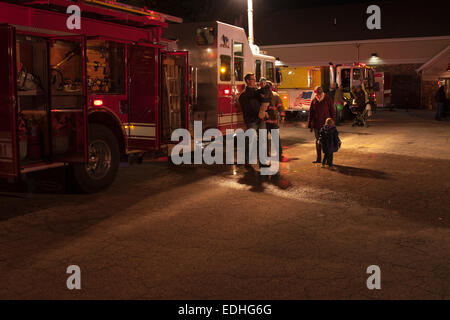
left=356, top=43, right=360, bottom=62
left=247, top=0, right=254, bottom=46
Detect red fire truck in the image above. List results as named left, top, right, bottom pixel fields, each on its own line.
left=165, top=21, right=279, bottom=133
left=0, top=0, right=279, bottom=192
left=0, top=0, right=190, bottom=192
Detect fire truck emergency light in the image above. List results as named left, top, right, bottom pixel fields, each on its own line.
left=93, top=99, right=104, bottom=106
left=224, top=89, right=230, bottom=95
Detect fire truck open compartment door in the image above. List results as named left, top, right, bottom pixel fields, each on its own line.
left=127, top=44, right=159, bottom=150
left=0, top=25, right=19, bottom=178
left=161, top=51, right=188, bottom=143
left=49, top=36, right=88, bottom=163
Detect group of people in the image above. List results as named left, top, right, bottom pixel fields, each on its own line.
left=238, top=78, right=448, bottom=170
left=238, top=73, right=341, bottom=169
left=238, top=73, right=286, bottom=165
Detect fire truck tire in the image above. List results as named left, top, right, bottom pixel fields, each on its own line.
left=73, top=124, right=120, bottom=193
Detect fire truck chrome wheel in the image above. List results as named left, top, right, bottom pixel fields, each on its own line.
left=73, top=124, right=120, bottom=193
left=87, top=140, right=112, bottom=180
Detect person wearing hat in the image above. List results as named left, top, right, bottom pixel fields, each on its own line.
left=307, top=86, right=336, bottom=163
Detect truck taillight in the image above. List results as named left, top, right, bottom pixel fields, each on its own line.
left=224, top=89, right=230, bottom=95
left=93, top=99, right=104, bottom=106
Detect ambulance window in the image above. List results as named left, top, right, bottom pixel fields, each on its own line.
left=255, top=60, right=261, bottom=81
left=220, top=55, right=231, bottom=81
left=352, top=68, right=362, bottom=87
left=233, top=42, right=244, bottom=57
left=276, top=67, right=282, bottom=84
left=196, top=27, right=215, bottom=46
left=341, top=68, right=351, bottom=91
left=265, top=61, right=274, bottom=82
left=87, top=40, right=125, bottom=94
left=234, top=57, right=244, bottom=81
left=353, top=68, right=361, bottom=80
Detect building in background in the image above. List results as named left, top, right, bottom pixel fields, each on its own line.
left=256, top=1, right=450, bottom=109
left=262, top=36, right=450, bottom=109
left=417, top=46, right=450, bottom=109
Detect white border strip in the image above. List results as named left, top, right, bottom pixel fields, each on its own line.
left=125, top=124, right=156, bottom=138
left=128, top=136, right=156, bottom=141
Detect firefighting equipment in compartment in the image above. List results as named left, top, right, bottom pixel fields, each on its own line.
left=87, top=77, right=111, bottom=93
left=52, top=114, right=70, bottom=154
left=17, top=66, right=39, bottom=91
left=27, top=119, right=41, bottom=160
left=51, top=47, right=81, bottom=91
left=18, top=113, right=28, bottom=160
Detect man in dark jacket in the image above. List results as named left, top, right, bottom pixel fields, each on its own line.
left=239, top=73, right=263, bottom=128
left=307, top=86, right=336, bottom=163
left=435, top=85, right=447, bottom=121
left=238, top=73, right=266, bottom=164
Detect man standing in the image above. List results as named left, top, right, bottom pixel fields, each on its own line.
left=238, top=73, right=266, bottom=164
left=307, top=86, right=336, bottom=163
left=239, top=73, right=263, bottom=129
left=353, top=85, right=366, bottom=113
left=435, top=84, right=447, bottom=121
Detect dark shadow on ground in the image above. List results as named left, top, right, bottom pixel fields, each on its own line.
left=339, top=131, right=373, bottom=136
left=0, top=166, right=69, bottom=195
left=279, top=138, right=308, bottom=147
left=237, top=166, right=292, bottom=193
left=0, top=160, right=209, bottom=222
left=333, top=165, right=389, bottom=180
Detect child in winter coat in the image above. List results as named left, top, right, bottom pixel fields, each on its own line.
left=319, top=118, right=341, bottom=168
left=257, top=83, right=272, bottom=120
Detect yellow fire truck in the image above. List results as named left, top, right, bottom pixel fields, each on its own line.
left=277, top=63, right=376, bottom=116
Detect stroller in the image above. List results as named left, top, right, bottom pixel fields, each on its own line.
left=350, top=100, right=371, bottom=127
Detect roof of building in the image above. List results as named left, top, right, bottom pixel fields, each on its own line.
left=261, top=35, right=450, bottom=67
left=417, top=45, right=450, bottom=80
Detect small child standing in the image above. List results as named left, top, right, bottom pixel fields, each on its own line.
left=319, top=118, right=341, bottom=168
left=257, top=84, right=272, bottom=121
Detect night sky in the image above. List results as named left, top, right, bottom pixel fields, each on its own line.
left=118, top=0, right=448, bottom=45
left=119, top=0, right=392, bottom=23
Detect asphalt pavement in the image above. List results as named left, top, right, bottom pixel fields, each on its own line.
left=0, top=109, right=449, bottom=299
